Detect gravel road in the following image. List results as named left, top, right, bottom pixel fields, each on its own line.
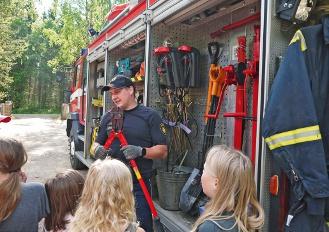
left=0, top=115, right=89, bottom=231
left=0, top=114, right=85, bottom=183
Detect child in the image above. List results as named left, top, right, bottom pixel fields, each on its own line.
left=44, top=169, right=85, bottom=232
left=192, top=145, right=264, bottom=232
left=0, top=138, right=50, bottom=232
left=69, top=158, right=144, bottom=232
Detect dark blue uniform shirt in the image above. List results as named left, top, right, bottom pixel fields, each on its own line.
left=96, top=104, right=167, bottom=180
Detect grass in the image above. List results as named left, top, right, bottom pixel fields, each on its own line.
left=12, top=107, right=60, bottom=114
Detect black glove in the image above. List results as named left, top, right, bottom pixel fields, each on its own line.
left=120, top=145, right=146, bottom=160
left=95, top=145, right=112, bottom=160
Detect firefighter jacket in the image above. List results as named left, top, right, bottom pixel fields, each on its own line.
left=263, top=16, right=329, bottom=222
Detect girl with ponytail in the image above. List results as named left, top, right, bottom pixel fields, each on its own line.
left=0, top=138, right=49, bottom=232
left=192, top=145, right=264, bottom=232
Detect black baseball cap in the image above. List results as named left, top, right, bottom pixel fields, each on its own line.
left=102, top=75, right=133, bottom=92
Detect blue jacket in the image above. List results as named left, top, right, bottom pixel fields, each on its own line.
left=263, top=16, right=329, bottom=220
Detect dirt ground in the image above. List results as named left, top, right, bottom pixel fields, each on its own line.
left=0, top=114, right=86, bottom=183
left=0, top=115, right=90, bottom=231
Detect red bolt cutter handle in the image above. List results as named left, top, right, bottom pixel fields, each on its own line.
left=104, top=130, right=159, bottom=219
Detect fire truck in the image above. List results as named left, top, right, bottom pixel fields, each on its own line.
left=66, top=0, right=327, bottom=231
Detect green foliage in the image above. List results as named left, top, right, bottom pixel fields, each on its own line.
left=2, top=0, right=115, bottom=113
left=44, top=0, right=89, bottom=69
left=0, top=0, right=31, bottom=101
left=113, top=0, right=128, bottom=4
left=12, top=106, right=60, bottom=114
left=87, top=0, right=112, bottom=32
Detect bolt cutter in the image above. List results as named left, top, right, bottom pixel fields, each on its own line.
left=103, top=106, right=164, bottom=232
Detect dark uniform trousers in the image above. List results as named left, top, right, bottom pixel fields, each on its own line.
left=134, top=178, right=153, bottom=232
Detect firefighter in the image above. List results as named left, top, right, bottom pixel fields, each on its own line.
left=263, top=16, right=329, bottom=231
left=92, top=74, right=168, bottom=232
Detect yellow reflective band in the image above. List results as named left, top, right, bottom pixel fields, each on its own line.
left=265, top=125, right=322, bottom=150
left=133, top=167, right=142, bottom=180
left=265, top=125, right=320, bottom=142
left=266, top=135, right=321, bottom=150
left=289, top=30, right=307, bottom=51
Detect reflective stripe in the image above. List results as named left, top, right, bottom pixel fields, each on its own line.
left=289, top=30, right=307, bottom=51
left=265, top=125, right=322, bottom=150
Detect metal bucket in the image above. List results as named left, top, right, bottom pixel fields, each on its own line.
left=156, top=166, right=192, bottom=210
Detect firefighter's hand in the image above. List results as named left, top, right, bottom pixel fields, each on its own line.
left=94, top=145, right=112, bottom=160
left=121, top=145, right=145, bottom=160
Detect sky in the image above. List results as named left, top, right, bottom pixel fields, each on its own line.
left=35, top=0, right=53, bottom=16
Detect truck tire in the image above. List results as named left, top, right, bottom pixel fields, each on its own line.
left=69, top=135, right=86, bottom=170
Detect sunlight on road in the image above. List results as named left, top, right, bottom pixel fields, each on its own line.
left=1, top=118, right=65, bottom=137
left=0, top=115, right=72, bottom=182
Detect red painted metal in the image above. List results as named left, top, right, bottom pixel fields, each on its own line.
left=150, top=0, right=158, bottom=6
left=269, top=175, right=279, bottom=195
left=154, top=46, right=170, bottom=54
left=69, top=54, right=87, bottom=126
left=88, top=33, right=107, bottom=54
left=178, top=45, right=192, bottom=53
left=234, top=36, right=246, bottom=150
left=106, top=3, right=129, bottom=21
left=223, top=36, right=247, bottom=151
left=210, top=12, right=261, bottom=38
left=80, top=95, right=87, bottom=125
left=233, top=85, right=245, bottom=150
left=88, top=0, right=146, bottom=52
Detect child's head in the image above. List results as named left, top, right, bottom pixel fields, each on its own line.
left=69, top=158, right=135, bottom=232
left=201, top=145, right=255, bottom=202
left=45, top=169, right=85, bottom=231
left=194, top=145, right=264, bottom=232
left=0, top=139, right=27, bottom=221
left=0, top=138, right=27, bottom=176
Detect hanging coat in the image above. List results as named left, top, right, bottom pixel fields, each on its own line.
left=263, top=16, right=329, bottom=231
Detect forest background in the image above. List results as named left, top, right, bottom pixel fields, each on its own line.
left=0, top=0, right=126, bottom=113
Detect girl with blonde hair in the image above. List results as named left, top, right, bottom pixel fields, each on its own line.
left=0, top=138, right=49, bottom=231
left=69, top=158, right=144, bottom=232
left=44, top=169, right=85, bottom=232
left=192, top=145, right=264, bottom=232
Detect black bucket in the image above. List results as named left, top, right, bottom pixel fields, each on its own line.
left=156, top=166, right=192, bottom=210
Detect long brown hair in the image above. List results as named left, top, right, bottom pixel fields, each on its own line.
left=69, top=159, right=136, bottom=232
left=45, top=169, right=85, bottom=231
left=192, top=145, right=264, bottom=232
left=0, top=139, right=27, bottom=222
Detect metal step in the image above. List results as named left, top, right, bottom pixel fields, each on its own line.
left=75, top=151, right=94, bottom=168
left=154, top=201, right=194, bottom=232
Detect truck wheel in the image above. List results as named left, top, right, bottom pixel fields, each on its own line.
left=69, top=136, right=86, bottom=170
